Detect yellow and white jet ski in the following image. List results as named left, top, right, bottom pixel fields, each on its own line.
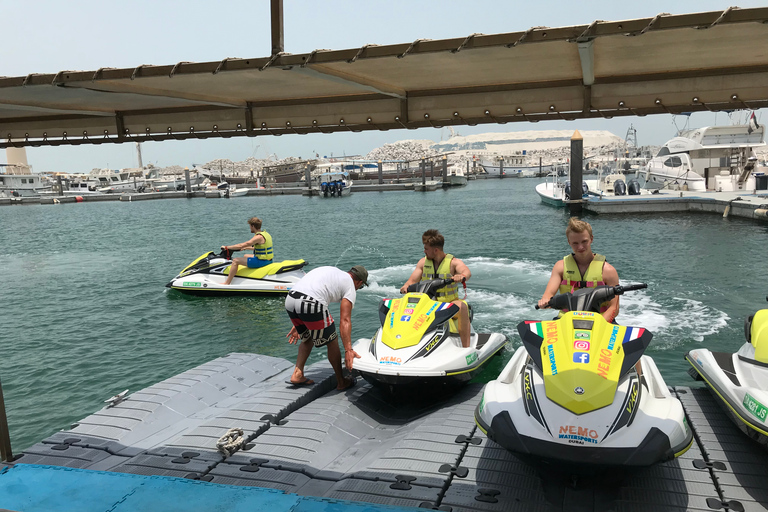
left=686, top=297, right=768, bottom=446
left=352, top=278, right=508, bottom=388
left=475, top=284, right=692, bottom=471
left=166, top=248, right=307, bottom=296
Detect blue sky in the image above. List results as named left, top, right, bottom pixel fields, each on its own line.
left=2, top=0, right=766, bottom=172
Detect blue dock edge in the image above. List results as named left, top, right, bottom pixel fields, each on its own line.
left=0, top=464, right=422, bottom=512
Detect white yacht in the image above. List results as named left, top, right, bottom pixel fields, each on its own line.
left=643, top=121, right=765, bottom=192
left=0, top=164, right=44, bottom=197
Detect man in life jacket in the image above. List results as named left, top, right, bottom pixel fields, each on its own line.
left=538, top=217, right=620, bottom=322
left=400, top=229, right=472, bottom=348
left=221, top=216, right=274, bottom=285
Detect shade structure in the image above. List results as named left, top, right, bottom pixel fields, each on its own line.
left=1, top=7, right=768, bottom=148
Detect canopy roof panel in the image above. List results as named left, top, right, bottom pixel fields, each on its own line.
left=1, top=7, right=767, bottom=148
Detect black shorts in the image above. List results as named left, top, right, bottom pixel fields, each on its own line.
left=285, top=291, right=338, bottom=348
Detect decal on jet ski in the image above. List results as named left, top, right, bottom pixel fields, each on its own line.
left=605, top=379, right=641, bottom=438
left=558, top=425, right=599, bottom=444
left=575, top=331, right=591, bottom=340
left=545, top=323, right=558, bottom=344
left=183, top=282, right=202, bottom=287
left=574, top=340, right=590, bottom=351
left=401, top=315, right=411, bottom=322
left=412, top=314, right=428, bottom=330
left=404, top=308, right=414, bottom=314
left=522, top=367, right=549, bottom=431
left=573, top=352, right=590, bottom=364
left=597, top=348, right=614, bottom=379
left=425, top=304, right=438, bottom=316
left=622, top=327, right=646, bottom=344
left=527, top=321, right=544, bottom=337
left=466, top=352, right=478, bottom=365
left=572, top=312, right=595, bottom=317
left=607, top=326, right=620, bottom=351
left=547, top=344, right=558, bottom=375
left=379, top=356, right=402, bottom=365
left=743, top=393, right=768, bottom=422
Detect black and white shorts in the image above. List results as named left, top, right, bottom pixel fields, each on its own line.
left=285, top=291, right=338, bottom=348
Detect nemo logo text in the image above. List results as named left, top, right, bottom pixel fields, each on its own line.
left=597, top=348, right=613, bottom=379
left=558, top=425, right=599, bottom=444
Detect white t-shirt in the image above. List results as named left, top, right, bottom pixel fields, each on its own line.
left=293, top=266, right=357, bottom=307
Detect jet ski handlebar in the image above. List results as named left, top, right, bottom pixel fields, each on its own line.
left=536, top=283, right=647, bottom=312
left=405, top=278, right=455, bottom=299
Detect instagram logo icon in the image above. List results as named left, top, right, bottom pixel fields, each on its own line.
left=574, top=340, right=590, bottom=351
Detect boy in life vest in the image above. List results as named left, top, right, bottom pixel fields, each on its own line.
left=400, top=229, right=472, bottom=348
left=538, top=217, right=620, bottom=322
left=221, top=216, right=273, bottom=285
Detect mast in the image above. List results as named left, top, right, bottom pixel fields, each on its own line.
left=135, top=142, right=144, bottom=169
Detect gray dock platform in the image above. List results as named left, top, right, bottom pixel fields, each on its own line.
left=3, top=353, right=768, bottom=511
left=582, top=189, right=768, bottom=222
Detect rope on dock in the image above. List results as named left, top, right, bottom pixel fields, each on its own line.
left=216, top=427, right=245, bottom=457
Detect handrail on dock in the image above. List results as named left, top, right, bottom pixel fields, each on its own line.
left=0, top=377, right=13, bottom=462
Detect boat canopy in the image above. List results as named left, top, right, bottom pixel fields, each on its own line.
left=2, top=7, right=768, bottom=148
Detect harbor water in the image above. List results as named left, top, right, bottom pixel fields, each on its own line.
left=2, top=178, right=767, bottom=452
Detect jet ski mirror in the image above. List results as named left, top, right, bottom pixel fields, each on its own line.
left=405, top=278, right=455, bottom=300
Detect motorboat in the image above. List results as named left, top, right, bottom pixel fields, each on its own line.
left=475, top=284, right=692, bottom=471
left=218, top=184, right=249, bottom=198
left=642, top=120, right=765, bottom=192
left=685, top=297, right=768, bottom=446
left=352, top=278, right=508, bottom=390
left=166, top=248, right=307, bottom=296
left=318, top=170, right=352, bottom=197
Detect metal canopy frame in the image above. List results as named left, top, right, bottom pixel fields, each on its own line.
left=1, top=7, right=768, bottom=148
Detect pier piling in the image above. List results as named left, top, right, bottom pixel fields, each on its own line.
left=0, top=377, right=13, bottom=462
left=569, top=130, right=584, bottom=216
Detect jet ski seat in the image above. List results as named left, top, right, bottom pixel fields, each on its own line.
left=746, top=309, right=768, bottom=363
left=238, top=259, right=307, bottom=279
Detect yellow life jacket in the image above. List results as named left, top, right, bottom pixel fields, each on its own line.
left=422, top=254, right=458, bottom=302
left=252, top=231, right=274, bottom=261
left=558, top=253, right=610, bottom=313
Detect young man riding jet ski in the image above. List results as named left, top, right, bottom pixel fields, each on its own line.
left=221, top=216, right=273, bottom=285
left=686, top=296, right=768, bottom=446
left=166, top=216, right=306, bottom=295
left=352, top=230, right=508, bottom=388
left=475, top=284, right=692, bottom=471
left=539, top=217, right=620, bottom=323
left=400, top=229, right=471, bottom=347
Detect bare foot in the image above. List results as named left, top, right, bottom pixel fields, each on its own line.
left=336, top=376, right=356, bottom=391
left=288, top=378, right=314, bottom=387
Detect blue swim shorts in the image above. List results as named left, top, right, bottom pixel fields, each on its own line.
left=246, top=257, right=271, bottom=269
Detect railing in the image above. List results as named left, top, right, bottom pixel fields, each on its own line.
left=0, top=377, right=13, bottom=462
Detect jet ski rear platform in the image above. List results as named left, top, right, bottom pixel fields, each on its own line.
left=4, top=353, right=768, bottom=511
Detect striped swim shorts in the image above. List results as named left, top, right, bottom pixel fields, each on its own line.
left=284, top=291, right=338, bottom=348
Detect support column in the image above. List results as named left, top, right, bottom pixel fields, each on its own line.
left=0, top=377, right=13, bottom=462
left=378, top=160, right=383, bottom=185
left=184, top=167, right=192, bottom=194
left=421, top=159, right=426, bottom=185
left=569, top=130, right=584, bottom=216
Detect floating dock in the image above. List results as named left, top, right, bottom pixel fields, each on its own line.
left=581, top=189, right=768, bottom=221
left=2, top=353, right=768, bottom=511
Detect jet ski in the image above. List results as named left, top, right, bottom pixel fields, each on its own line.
left=352, top=278, right=508, bottom=389
left=686, top=297, right=768, bottom=446
left=475, top=284, right=692, bottom=471
left=166, top=248, right=307, bottom=296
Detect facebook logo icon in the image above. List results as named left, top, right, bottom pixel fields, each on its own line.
left=573, top=352, right=590, bottom=364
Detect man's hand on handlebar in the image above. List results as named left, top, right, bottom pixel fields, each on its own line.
left=537, top=297, right=551, bottom=310
left=452, top=275, right=467, bottom=283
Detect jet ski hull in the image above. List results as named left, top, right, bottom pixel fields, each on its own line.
left=686, top=346, right=768, bottom=445
left=475, top=348, right=692, bottom=470
left=354, top=331, right=507, bottom=387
